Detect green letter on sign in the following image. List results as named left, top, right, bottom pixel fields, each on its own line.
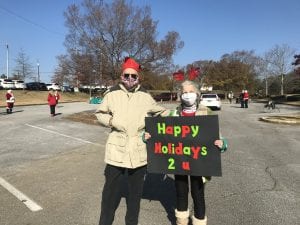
left=168, top=158, right=175, bottom=170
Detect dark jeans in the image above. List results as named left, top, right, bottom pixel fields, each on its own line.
left=175, top=175, right=205, bottom=219
left=50, top=105, right=56, bottom=115
left=99, top=164, right=147, bottom=225
left=240, top=99, right=244, bottom=108
left=244, top=99, right=248, bottom=108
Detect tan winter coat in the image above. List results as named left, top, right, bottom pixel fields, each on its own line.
left=95, top=84, right=167, bottom=168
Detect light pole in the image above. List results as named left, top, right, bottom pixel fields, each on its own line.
left=90, top=69, right=96, bottom=100
left=6, top=43, right=9, bottom=79
left=265, top=75, right=268, bottom=96
left=280, top=73, right=284, bottom=95
left=37, top=62, right=40, bottom=82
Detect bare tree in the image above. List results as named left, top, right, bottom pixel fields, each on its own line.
left=264, top=44, right=295, bottom=95
left=55, top=0, right=183, bottom=85
left=255, top=56, right=270, bottom=96
left=52, top=55, right=73, bottom=85
left=13, top=48, right=34, bottom=81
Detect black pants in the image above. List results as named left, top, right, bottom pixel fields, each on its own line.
left=50, top=105, right=56, bottom=115
left=175, top=175, right=205, bottom=219
left=244, top=99, right=248, bottom=108
left=6, top=103, right=13, bottom=113
left=99, top=164, right=147, bottom=225
left=240, top=100, right=244, bottom=108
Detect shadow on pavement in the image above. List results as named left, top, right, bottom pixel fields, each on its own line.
left=97, top=167, right=177, bottom=224
left=142, top=173, right=176, bottom=225
left=12, top=110, right=24, bottom=113
left=119, top=173, right=176, bottom=225
left=230, top=105, right=245, bottom=108
left=0, top=110, right=24, bottom=115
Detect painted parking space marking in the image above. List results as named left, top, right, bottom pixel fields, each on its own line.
left=25, top=124, right=104, bottom=146
left=0, top=177, right=43, bottom=212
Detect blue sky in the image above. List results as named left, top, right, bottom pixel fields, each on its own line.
left=0, top=0, right=299, bottom=83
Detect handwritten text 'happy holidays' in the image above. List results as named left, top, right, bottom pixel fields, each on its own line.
left=153, top=122, right=208, bottom=171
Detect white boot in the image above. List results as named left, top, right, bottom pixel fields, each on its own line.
left=175, top=209, right=189, bottom=225
left=192, top=215, right=207, bottom=225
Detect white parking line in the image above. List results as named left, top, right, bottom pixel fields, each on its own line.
left=0, top=177, right=43, bottom=212
left=25, top=123, right=103, bottom=146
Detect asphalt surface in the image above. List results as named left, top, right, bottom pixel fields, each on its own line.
left=0, top=101, right=299, bottom=225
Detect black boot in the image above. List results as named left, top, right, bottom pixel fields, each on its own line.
left=6, top=109, right=9, bottom=114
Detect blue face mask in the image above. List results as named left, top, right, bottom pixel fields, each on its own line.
left=181, top=92, right=197, bottom=106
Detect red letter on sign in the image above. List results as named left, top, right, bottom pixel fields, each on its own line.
left=181, top=126, right=190, bottom=138
left=154, top=142, right=162, bottom=153
left=166, top=125, right=174, bottom=135
left=182, top=162, right=190, bottom=170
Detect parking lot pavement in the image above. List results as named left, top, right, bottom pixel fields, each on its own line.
left=0, top=136, right=177, bottom=225
left=0, top=102, right=179, bottom=225
left=0, top=102, right=299, bottom=225
left=0, top=103, right=102, bottom=224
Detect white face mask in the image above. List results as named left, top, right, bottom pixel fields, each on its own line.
left=181, top=92, right=197, bottom=106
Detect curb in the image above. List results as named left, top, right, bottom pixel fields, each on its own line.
left=259, top=116, right=300, bottom=125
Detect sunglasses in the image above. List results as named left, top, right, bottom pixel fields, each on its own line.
left=123, top=73, right=138, bottom=80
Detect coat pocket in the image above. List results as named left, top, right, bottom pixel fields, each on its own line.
left=136, top=138, right=147, bottom=163
left=106, top=134, right=127, bottom=162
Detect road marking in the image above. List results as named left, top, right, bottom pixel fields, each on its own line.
left=0, top=177, right=43, bottom=212
left=25, top=124, right=103, bottom=146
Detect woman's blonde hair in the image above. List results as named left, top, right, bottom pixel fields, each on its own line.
left=180, top=80, right=200, bottom=95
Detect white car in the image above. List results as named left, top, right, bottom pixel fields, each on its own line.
left=0, top=79, right=15, bottom=89
left=13, top=80, right=26, bottom=89
left=200, top=93, right=222, bottom=110
left=46, top=83, right=61, bottom=91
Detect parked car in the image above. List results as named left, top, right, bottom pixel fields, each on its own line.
left=61, top=85, right=74, bottom=92
left=13, top=80, right=26, bottom=89
left=0, top=78, right=15, bottom=89
left=46, top=83, right=61, bottom=91
left=200, top=93, right=222, bottom=110
left=26, top=82, right=48, bottom=91
left=153, top=92, right=177, bottom=101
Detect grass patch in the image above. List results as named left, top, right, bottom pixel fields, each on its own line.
left=0, top=90, right=90, bottom=107
left=64, top=110, right=99, bottom=125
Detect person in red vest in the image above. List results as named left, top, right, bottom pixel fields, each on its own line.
left=47, top=89, right=57, bottom=116
left=243, top=90, right=249, bottom=108
left=6, top=89, right=15, bottom=114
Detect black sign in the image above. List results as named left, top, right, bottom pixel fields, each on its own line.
left=145, top=115, right=222, bottom=176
